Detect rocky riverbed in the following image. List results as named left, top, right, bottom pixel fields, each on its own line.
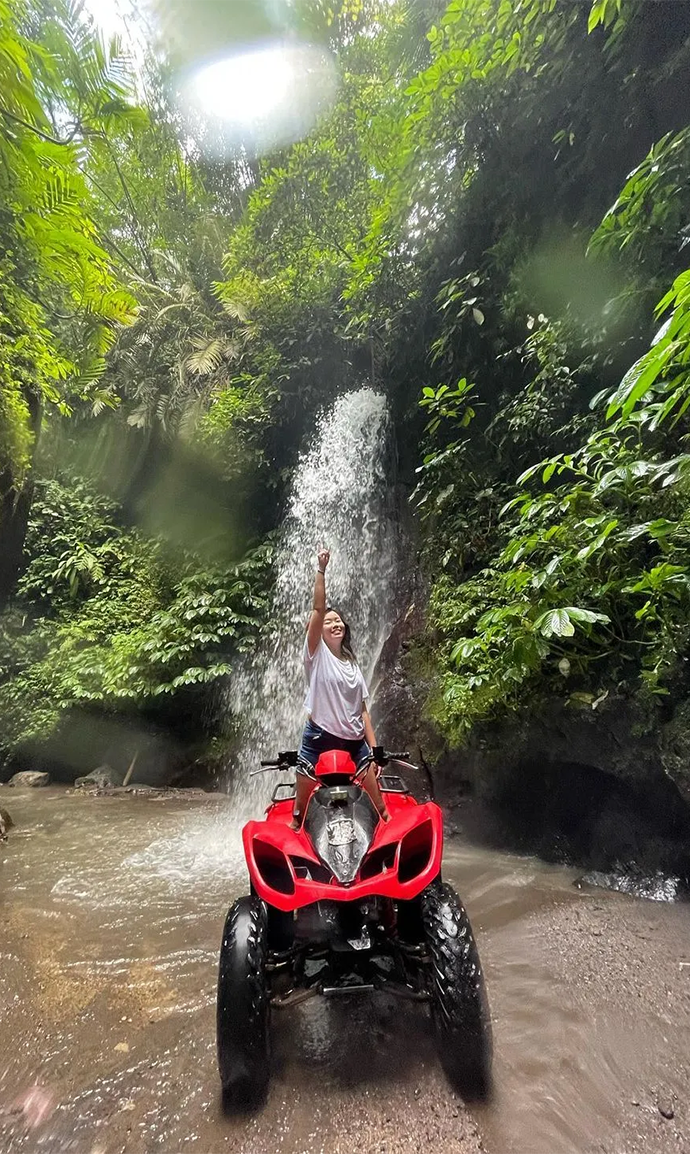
left=1, top=787, right=689, bottom=1154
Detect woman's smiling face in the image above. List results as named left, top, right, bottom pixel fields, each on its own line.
left=322, top=610, right=344, bottom=650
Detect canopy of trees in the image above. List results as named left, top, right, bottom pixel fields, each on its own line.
left=1, top=0, right=690, bottom=774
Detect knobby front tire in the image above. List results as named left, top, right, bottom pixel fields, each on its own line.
left=217, top=895, right=270, bottom=1110
left=422, top=881, right=493, bottom=1100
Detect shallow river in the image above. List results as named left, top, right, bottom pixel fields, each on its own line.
left=1, top=787, right=688, bottom=1154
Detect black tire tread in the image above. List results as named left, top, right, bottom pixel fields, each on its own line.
left=217, top=895, right=270, bottom=1109
left=422, top=880, right=492, bottom=1099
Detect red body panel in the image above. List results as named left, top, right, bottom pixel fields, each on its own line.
left=313, top=748, right=357, bottom=777
left=243, top=786, right=444, bottom=913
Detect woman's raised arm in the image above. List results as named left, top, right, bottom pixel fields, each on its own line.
left=306, top=549, right=329, bottom=657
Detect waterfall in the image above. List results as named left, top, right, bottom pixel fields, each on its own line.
left=226, top=388, right=398, bottom=818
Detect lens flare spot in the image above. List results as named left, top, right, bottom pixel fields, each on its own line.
left=183, top=43, right=338, bottom=155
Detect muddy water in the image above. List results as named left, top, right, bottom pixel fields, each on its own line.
left=1, top=787, right=688, bottom=1154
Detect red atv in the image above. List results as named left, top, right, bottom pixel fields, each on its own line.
left=217, top=747, right=492, bottom=1107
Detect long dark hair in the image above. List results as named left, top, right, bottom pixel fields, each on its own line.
left=326, top=605, right=356, bottom=663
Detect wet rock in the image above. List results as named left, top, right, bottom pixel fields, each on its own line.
left=575, top=868, right=685, bottom=903
left=0, top=805, right=13, bottom=838
left=370, top=578, right=437, bottom=776
left=9, top=771, right=50, bottom=788
left=74, top=765, right=124, bottom=790
left=660, top=699, right=690, bottom=806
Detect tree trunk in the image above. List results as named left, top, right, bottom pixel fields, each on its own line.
left=0, top=475, right=34, bottom=608
left=0, top=390, right=41, bottom=608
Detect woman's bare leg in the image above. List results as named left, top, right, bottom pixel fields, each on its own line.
left=292, top=766, right=389, bottom=827
left=362, top=764, right=390, bottom=821
left=291, top=773, right=314, bottom=828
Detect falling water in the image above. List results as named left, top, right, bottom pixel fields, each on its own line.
left=113, top=389, right=398, bottom=884
left=226, top=388, right=399, bottom=818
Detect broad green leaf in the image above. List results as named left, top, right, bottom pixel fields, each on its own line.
left=562, top=606, right=610, bottom=625
left=534, top=608, right=575, bottom=637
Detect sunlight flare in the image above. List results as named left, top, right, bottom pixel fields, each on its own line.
left=182, top=43, right=338, bottom=155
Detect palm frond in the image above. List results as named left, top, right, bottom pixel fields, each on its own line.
left=154, top=301, right=192, bottom=322
left=91, top=387, right=119, bottom=416
left=185, top=336, right=227, bottom=375
left=220, top=296, right=249, bottom=323
left=178, top=397, right=205, bottom=440
left=43, top=166, right=80, bottom=213
left=127, top=404, right=150, bottom=429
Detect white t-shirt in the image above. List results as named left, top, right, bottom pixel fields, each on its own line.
left=303, top=638, right=370, bottom=740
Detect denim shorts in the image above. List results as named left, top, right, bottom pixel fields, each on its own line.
left=298, top=718, right=372, bottom=774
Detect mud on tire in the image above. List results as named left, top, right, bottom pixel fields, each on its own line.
left=422, top=881, right=492, bottom=1100
left=217, top=895, right=270, bottom=1110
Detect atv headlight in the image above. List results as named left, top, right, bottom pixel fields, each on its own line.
left=360, top=843, right=397, bottom=880
left=254, top=839, right=294, bottom=895
left=398, top=820, right=433, bottom=883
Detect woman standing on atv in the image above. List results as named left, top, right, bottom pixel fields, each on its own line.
left=291, top=549, right=390, bottom=828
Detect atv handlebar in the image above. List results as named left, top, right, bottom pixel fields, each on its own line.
left=254, top=748, right=413, bottom=774
left=254, top=751, right=300, bottom=773
left=372, top=747, right=409, bottom=765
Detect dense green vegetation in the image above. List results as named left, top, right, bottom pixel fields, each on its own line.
left=1, top=0, right=690, bottom=777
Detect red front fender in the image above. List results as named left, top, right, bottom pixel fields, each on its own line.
left=243, top=800, right=443, bottom=912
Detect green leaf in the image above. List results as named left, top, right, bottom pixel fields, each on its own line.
left=568, top=691, right=596, bottom=707
left=534, top=608, right=575, bottom=638
left=575, top=520, right=618, bottom=560
left=562, top=606, right=610, bottom=625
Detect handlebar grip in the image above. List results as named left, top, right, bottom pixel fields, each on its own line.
left=259, top=751, right=299, bottom=768
left=372, top=748, right=410, bottom=766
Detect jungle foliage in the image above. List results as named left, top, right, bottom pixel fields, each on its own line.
left=403, top=8, right=690, bottom=741
left=1, top=0, right=690, bottom=766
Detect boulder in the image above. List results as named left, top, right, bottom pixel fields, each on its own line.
left=74, top=765, right=124, bottom=790
left=9, top=771, right=50, bottom=788
left=0, top=805, right=13, bottom=838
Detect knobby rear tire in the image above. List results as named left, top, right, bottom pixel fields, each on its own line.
left=217, top=895, right=270, bottom=1110
left=422, top=881, right=492, bottom=1100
